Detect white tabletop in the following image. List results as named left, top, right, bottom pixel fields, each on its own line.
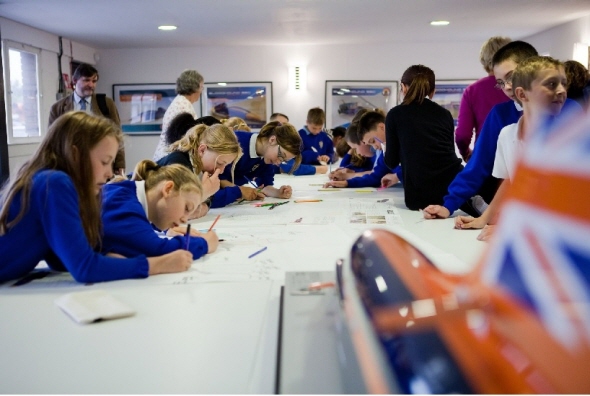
left=0, top=173, right=486, bottom=393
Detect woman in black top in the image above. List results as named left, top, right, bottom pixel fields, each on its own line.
left=363, top=65, right=463, bottom=210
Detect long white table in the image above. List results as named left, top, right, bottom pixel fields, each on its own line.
left=0, top=173, right=486, bottom=393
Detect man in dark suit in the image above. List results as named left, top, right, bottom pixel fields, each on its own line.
left=49, top=63, right=125, bottom=173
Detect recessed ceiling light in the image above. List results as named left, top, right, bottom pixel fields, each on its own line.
left=430, top=20, right=450, bottom=26
left=158, top=25, right=177, bottom=31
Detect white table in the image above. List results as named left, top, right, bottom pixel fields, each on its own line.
left=0, top=173, right=486, bottom=393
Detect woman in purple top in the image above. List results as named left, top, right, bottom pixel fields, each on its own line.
left=455, top=36, right=512, bottom=161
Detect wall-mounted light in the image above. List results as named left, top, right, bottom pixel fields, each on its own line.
left=289, top=65, right=307, bottom=91
left=573, top=42, right=589, bottom=68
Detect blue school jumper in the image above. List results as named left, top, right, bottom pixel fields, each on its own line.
left=442, top=98, right=581, bottom=214
left=0, top=170, right=148, bottom=283
left=298, top=126, right=335, bottom=165
left=101, top=180, right=208, bottom=260
left=346, top=151, right=403, bottom=188
left=339, top=152, right=376, bottom=173
left=157, top=150, right=242, bottom=209
left=220, top=131, right=276, bottom=188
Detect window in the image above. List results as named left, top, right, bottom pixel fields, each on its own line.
left=2, top=40, right=42, bottom=144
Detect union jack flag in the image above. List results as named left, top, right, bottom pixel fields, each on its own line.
left=479, top=107, right=590, bottom=350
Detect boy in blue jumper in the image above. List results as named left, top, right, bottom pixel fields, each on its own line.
left=423, top=41, right=581, bottom=220
left=299, top=107, right=334, bottom=165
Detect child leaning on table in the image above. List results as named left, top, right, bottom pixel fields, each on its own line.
left=298, top=107, right=334, bottom=166
left=0, top=112, right=192, bottom=284
left=101, top=160, right=219, bottom=259
left=454, top=56, right=568, bottom=241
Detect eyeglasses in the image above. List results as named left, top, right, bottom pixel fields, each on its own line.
left=277, top=145, right=287, bottom=162
left=494, top=72, right=514, bottom=90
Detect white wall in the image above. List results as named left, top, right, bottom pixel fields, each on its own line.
left=97, top=41, right=485, bottom=168
left=523, top=14, right=590, bottom=61
left=1, top=17, right=98, bottom=175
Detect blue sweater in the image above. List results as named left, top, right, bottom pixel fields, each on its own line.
left=347, top=151, right=402, bottom=188
left=0, top=170, right=148, bottom=283
left=101, top=181, right=208, bottom=259
left=157, top=150, right=242, bottom=209
left=220, top=131, right=276, bottom=188
left=443, top=98, right=581, bottom=214
left=298, top=127, right=334, bottom=165
left=340, top=152, right=376, bottom=172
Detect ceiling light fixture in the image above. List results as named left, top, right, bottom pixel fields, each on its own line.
left=430, top=20, right=450, bottom=26
left=158, top=25, right=177, bottom=31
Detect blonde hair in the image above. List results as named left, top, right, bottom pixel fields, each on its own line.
left=512, top=56, right=564, bottom=105
left=131, top=160, right=203, bottom=197
left=167, top=123, right=242, bottom=176
left=223, top=117, right=251, bottom=132
left=0, top=112, right=123, bottom=247
left=258, top=121, right=302, bottom=174
left=480, top=36, right=512, bottom=73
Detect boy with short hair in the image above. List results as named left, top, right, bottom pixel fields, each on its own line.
left=423, top=41, right=581, bottom=220
left=454, top=56, right=568, bottom=239
left=299, top=107, right=334, bottom=165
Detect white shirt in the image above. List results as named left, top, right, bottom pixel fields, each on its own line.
left=492, top=118, right=524, bottom=181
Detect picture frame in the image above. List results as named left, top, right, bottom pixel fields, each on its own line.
left=113, top=83, right=200, bottom=135
left=201, top=82, right=272, bottom=131
left=325, top=80, right=398, bottom=129
left=431, top=80, right=476, bottom=126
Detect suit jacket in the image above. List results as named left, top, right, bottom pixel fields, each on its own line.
left=48, top=93, right=125, bottom=170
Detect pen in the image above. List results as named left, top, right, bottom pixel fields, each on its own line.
left=294, top=199, right=322, bottom=203
left=184, top=224, right=191, bottom=250
left=248, top=246, right=267, bottom=259
left=208, top=214, right=220, bottom=232
left=244, top=176, right=261, bottom=191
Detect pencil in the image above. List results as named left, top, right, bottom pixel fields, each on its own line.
left=184, top=224, right=191, bottom=250
left=248, top=246, right=267, bottom=259
left=294, top=199, right=322, bottom=203
left=208, top=214, right=221, bottom=232
left=244, top=176, right=261, bottom=192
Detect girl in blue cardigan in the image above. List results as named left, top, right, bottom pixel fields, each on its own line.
left=157, top=123, right=243, bottom=214
left=0, top=112, right=192, bottom=284
left=219, top=121, right=303, bottom=199
left=102, top=161, right=218, bottom=260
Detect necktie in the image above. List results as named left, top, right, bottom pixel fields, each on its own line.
left=80, top=99, right=87, bottom=111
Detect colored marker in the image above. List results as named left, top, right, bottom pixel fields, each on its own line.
left=294, top=199, right=322, bottom=203
left=248, top=246, right=268, bottom=259
left=184, top=224, right=191, bottom=250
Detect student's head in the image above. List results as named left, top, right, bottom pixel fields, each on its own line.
left=400, top=64, right=436, bottom=105
left=223, top=117, right=251, bottom=132
left=335, top=138, right=351, bottom=158
left=164, top=113, right=199, bottom=145
left=0, top=111, right=123, bottom=246
left=330, top=126, right=346, bottom=147
left=345, top=109, right=374, bottom=156
left=132, top=161, right=203, bottom=230
left=169, top=123, right=241, bottom=175
left=257, top=121, right=302, bottom=171
left=269, top=112, right=289, bottom=124
left=512, top=56, right=566, bottom=117
left=492, top=41, right=538, bottom=100
left=564, top=60, right=590, bottom=104
left=195, top=115, right=222, bottom=126
left=72, top=63, right=99, bottom=99
left=305, top=107, right=326, bottom=134
left=357, top=110, right=386, bottom=151
left=176, top=69, right=204, bottom=101
left=480, top=36, right=512, bottom=74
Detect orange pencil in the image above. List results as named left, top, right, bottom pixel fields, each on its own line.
left=208, top=214, right=221, bottom=232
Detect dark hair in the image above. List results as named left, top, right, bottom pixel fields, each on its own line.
left=345, top=108, right=371, bottom=145
left=73, top=63, right=98, bottom=81
left=270, top=112, right=289, bottom=122
left=195, top=116, right=222, bottom=126
left=491, top=40, right=538, bottom=68
left=564, top=60, right=590, bottom=102
left=306, top=107, right=325, bottom=125
left=335, top=138, right=350, bottom=158
left=400, top=64, right=435, bottom=105
left=357, top=111, right=386, bottom=141
left=164, top=113, right=198, bottom=145
left=331, top=126, right=346, bottom=139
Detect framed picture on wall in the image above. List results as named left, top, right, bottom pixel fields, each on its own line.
left=201, top=82, right=272, bottom=131
left=325, top=80, right=398, bottom=129
left=113, top=83, right=201, bottom=134
left=431, top=80, right=476, bottom=126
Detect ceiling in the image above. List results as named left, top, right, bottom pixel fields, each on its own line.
left=1, top=0, right=589, bottom=49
